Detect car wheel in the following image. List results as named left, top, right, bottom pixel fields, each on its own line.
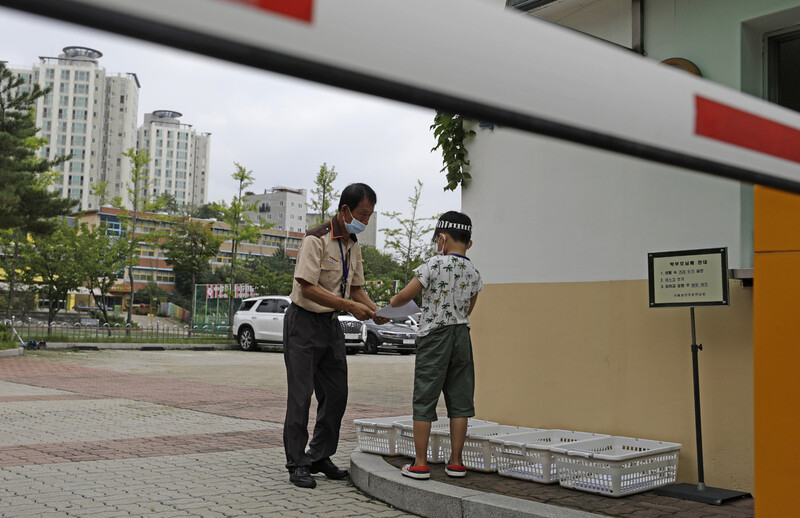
left=365, top=333, right=379, bottom=355
left=238, top=327, right=257, bottom=351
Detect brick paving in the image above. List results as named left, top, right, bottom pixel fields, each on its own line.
left=0, top=352, right=754, bottom=517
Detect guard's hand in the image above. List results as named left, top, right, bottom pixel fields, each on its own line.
left=349, top=302, right=375, bottom=321
left=373, top=316, right=390, bottom=325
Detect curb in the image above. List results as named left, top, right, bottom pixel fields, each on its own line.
left=350, top=450, right=604, bottom=518
left=0, top=347, right=24, bottom=358
left=37, top=343, right=238, bottom=351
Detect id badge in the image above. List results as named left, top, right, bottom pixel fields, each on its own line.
left=341, top=280, right=347, bottom=298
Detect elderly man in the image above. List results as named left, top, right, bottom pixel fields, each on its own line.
left=283, top=182, right=388, bottom=489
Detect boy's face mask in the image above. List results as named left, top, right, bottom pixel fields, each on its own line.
left=435, top=234, right=447, bottom=255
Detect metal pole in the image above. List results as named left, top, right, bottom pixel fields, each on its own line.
left=690, top=307, right=706, bottom=491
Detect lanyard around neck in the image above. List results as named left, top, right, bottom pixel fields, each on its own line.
left=338, top=239, right=349, bottom=285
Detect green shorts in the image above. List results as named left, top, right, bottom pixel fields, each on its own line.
left=412, top=324, right=475, bottom=422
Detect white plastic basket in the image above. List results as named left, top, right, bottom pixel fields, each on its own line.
left=394, top=418, right=497, bottom=462
left=436, top=425, right=543, bottom=472
left=552, top=436, right=681, bottom=497
left=353, top=415, right=412, bottom=456
left=491, top=430, right=609, bottom=483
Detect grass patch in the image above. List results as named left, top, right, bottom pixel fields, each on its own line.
left=0, top=341, right=22, bottom=350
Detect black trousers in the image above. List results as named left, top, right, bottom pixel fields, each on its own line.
left=283, top=303, right=348, bottom=470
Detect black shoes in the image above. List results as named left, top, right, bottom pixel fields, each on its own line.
left=310, top=457, right=349, bottom=480
left=289, top=466, right=316, bottom=489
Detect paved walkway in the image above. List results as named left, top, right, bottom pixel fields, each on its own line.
left=0, top=351, right=754, bottom=517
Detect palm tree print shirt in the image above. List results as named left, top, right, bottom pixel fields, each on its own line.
left=414, top=254, right=482, bottom=337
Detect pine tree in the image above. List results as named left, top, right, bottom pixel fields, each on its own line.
left=0, top=63, right=75, bottom=234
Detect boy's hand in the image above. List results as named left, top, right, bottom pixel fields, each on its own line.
left=373, top=316, right=390, bottom=325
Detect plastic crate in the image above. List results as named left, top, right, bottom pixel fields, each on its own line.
left=491, top=430, right=609, bottom=483
left=436, top=425, right=543, bottom=472
left=353, top=415, right=412, bottom=455
left=552, top=436, right=681, bottom=497
left=394, top=418, right=497, bottom=462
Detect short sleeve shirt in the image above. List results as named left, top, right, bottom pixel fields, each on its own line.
left=414, top=254, right=482, bottom=337
left=290, top=218, right=365, bottom=313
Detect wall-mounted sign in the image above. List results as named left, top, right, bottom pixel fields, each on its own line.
left=648, top=248, right=729, bottom=307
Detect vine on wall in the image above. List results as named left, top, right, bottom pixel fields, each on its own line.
left=430, top=111, right=476, bottom=191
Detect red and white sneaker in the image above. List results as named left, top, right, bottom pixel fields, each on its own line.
left=445, top=464, right=467, bottom=478
left=401, top=463, right=430, bottom=480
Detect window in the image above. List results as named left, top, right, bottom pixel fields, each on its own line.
left=74, top=84, right=88, bottom=94
left=60, top=69, right=70, bottom=80
left=256, top=299, right=277, bottom=313
left=75, top=70, right=89, bottom=81
left=72, top=122, right=87, bottom=133
left=74, top=97, right=88, bottom=107
left=59, top=95, right=69, bottom=106
left=768, top=29, right=800, bottom=112
left=45, top=69, right=55, bottom=79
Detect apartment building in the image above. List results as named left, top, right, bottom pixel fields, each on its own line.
left=137, top=110, right=211, bottom=207
left=11, top=46, right=140, bottom=211
left=244, top=187, right=307, bottom=233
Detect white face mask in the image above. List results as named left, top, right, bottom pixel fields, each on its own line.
left=436, top=234, right=447, bottom=255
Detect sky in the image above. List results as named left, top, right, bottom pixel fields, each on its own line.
left=0, top=6, right=461, bottom=250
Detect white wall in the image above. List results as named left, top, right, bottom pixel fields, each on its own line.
left=462, top=123, right=743, bottom=284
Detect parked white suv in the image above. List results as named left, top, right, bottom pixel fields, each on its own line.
left=232, top=295, right=366, bottom=355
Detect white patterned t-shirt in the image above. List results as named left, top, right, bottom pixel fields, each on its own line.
left=413, top=254, right=482, bottom=337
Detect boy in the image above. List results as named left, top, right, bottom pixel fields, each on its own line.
left=389, top=211, right=482, bottom=480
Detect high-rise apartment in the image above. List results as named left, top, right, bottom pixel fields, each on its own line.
left=137, top=110, right=211, bottom=206
left=244, top=187, right=307, bottom=233
left=12, top=46, right=140, bottom=211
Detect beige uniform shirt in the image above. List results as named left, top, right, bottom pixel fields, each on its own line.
left=290, top=217, right=365, bottom=313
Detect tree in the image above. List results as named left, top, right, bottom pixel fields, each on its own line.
left=161, top=217, right=223, bottom=329
left=0, top=229, right=29, bottom=319
left=309, top=162, right=340, bottom=226
left=22, top=220, right=84, bottom=329
left=381, top=180, right=437, bottom=283
left=241, top=245, right=295, bottom=296
left=76, top=222, right=128, bottom=334
left=93, top=147, right=166, bottom=334
left=0, top=63, right=76, bottom=234
left=157, top=192, right=181, bottom=215
left=209, top=163, right=263, bottom=331
left=361, top=244, right=403, bottom=281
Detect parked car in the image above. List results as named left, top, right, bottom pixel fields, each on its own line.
left=363, top=317, right=417, bottom=355
left=232, top=295, right=366, bottom=354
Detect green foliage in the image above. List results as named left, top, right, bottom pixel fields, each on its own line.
left=363, top=280, right=397, bottom=306
left=193, top=203, right=223, bottom=220
left=161, top=217, right=223, bottom=326
left=380, top=180, right=436, bottom=283
left=21, top=219, right=84, bottom=328
left=430, top=111, right=475, bottom=191
left=93, top=147, right=166, bottom=331
left=240, top=245, right=295, bottom=296
left=361, top=245, right=403, bottom=281
left=0, top=63, right=76, bottom=234
left=210, top=162, right=264, bottom=328
left=309, top=162, right=340, bottom=225
left=75, top=222, right=128, bottom=330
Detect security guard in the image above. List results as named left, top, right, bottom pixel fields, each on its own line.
left=283, top=183, right=388, bottom=489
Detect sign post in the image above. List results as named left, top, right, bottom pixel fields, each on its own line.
left=648, top=248, right=749, bottom=505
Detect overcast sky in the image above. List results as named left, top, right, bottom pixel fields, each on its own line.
left=0, top=6, right=461, bottom=250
